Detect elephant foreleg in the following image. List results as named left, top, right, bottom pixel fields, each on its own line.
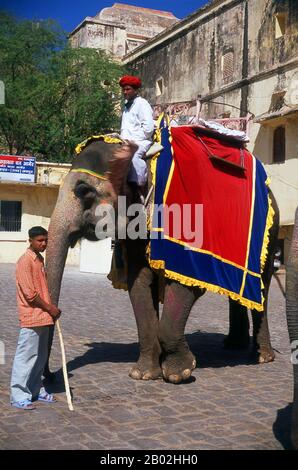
left=159, top=281, right=204, bottom=384
left=127, top=241, right=161, bottom=380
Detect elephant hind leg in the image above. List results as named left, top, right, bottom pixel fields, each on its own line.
left=159, top=281, right=203, bottom=384
left=224, top=299, right=250, bottom=350
left=251, top=267, right=275, bottom=363
left=251, top=299, right=275, bottom=363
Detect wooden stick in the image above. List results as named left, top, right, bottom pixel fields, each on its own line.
left=56, top=319, right=74, bottom=411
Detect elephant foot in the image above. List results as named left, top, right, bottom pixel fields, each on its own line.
left=257, top=348, right=275, bottom=363
left=162, top=350, right=196, bottom=384
left=223, top=335, right=250, bottom=350
left=251, top=343, right=275, bottom=363
left=129, top=357, right=162, bottom=381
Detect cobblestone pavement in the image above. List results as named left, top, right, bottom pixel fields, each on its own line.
left=0, top=263, right=293, bottom=450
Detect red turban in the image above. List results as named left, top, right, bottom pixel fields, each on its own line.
left=119, top=75, right=142, bottom=88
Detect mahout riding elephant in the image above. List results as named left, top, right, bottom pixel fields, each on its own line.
left=45, top=137, right=279, bottom=384
left=286, top=207, right=298, bottom=449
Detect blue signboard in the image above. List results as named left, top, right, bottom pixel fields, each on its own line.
left=0, top=155, right=36, bottom=183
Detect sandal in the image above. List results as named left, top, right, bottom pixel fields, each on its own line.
left=11, top=399, right=36, bottom=410
left=37, top=392, right=57, bottom=403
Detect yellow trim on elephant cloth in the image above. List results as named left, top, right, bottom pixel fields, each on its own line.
left=147, top=112, right=170, bottom=233
left=75, top=134, right=123, bottom=155
left=70, top=168, right=107, bottom=181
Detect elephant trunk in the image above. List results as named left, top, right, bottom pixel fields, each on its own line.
left=286, top=207, right=298, bottom=449
left=46, top=219, right=69, bottom=306
left=46, top=174, right=84, bottom=305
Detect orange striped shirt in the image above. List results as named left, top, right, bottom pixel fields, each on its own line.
left=15, top=248, right=54, bottom=328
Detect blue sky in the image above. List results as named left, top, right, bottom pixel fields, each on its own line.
left=0, top=1, right=208, bottom=32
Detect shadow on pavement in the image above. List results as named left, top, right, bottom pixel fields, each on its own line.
left=49, top=330, right=258, bottom=390
left=67, top=341, right=139, bottom=371
left=43, top=368, right=73, bottom=393
left=188, top=330, right=258, bottom=369
left=273, top=403, right=293, bottom=450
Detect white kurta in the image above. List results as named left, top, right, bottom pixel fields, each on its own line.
left=120, top=96, right=154, bottom=185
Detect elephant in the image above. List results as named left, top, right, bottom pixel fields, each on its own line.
left=286, top=207, right=298, bottom=449
left=45, top=137, right=280, bottom=384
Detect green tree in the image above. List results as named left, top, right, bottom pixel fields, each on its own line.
left=0, top=12, right=124, bottom=162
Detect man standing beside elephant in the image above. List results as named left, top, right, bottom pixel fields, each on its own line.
left=119, top=75, right=154, bottom=189
left=10, top=226, right=61, bottom=409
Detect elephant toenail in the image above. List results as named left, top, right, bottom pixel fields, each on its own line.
left=142, top=372, right=151, bottom=380
left=182, top=369, right=191, bottom=380
left=129, top=368, right=142, bottom=380
left=168, top=374, right=182, bottom=384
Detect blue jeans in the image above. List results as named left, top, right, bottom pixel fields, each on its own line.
left=10, top=326, right=50, bottom=403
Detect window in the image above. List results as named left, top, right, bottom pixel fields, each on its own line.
left=156, top=78, right=164, bottom=97
left=273, top=126, right=285, bottom=163
left=275, top=13, right=286, bottom=39
left=0, top=201, right=22, bottom=232
left=270, top=90, right=286, bottom=111
left=222, top=51, right=234, bottom=83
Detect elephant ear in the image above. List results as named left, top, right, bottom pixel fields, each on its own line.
left=106, top=141, right=137, bottom=197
